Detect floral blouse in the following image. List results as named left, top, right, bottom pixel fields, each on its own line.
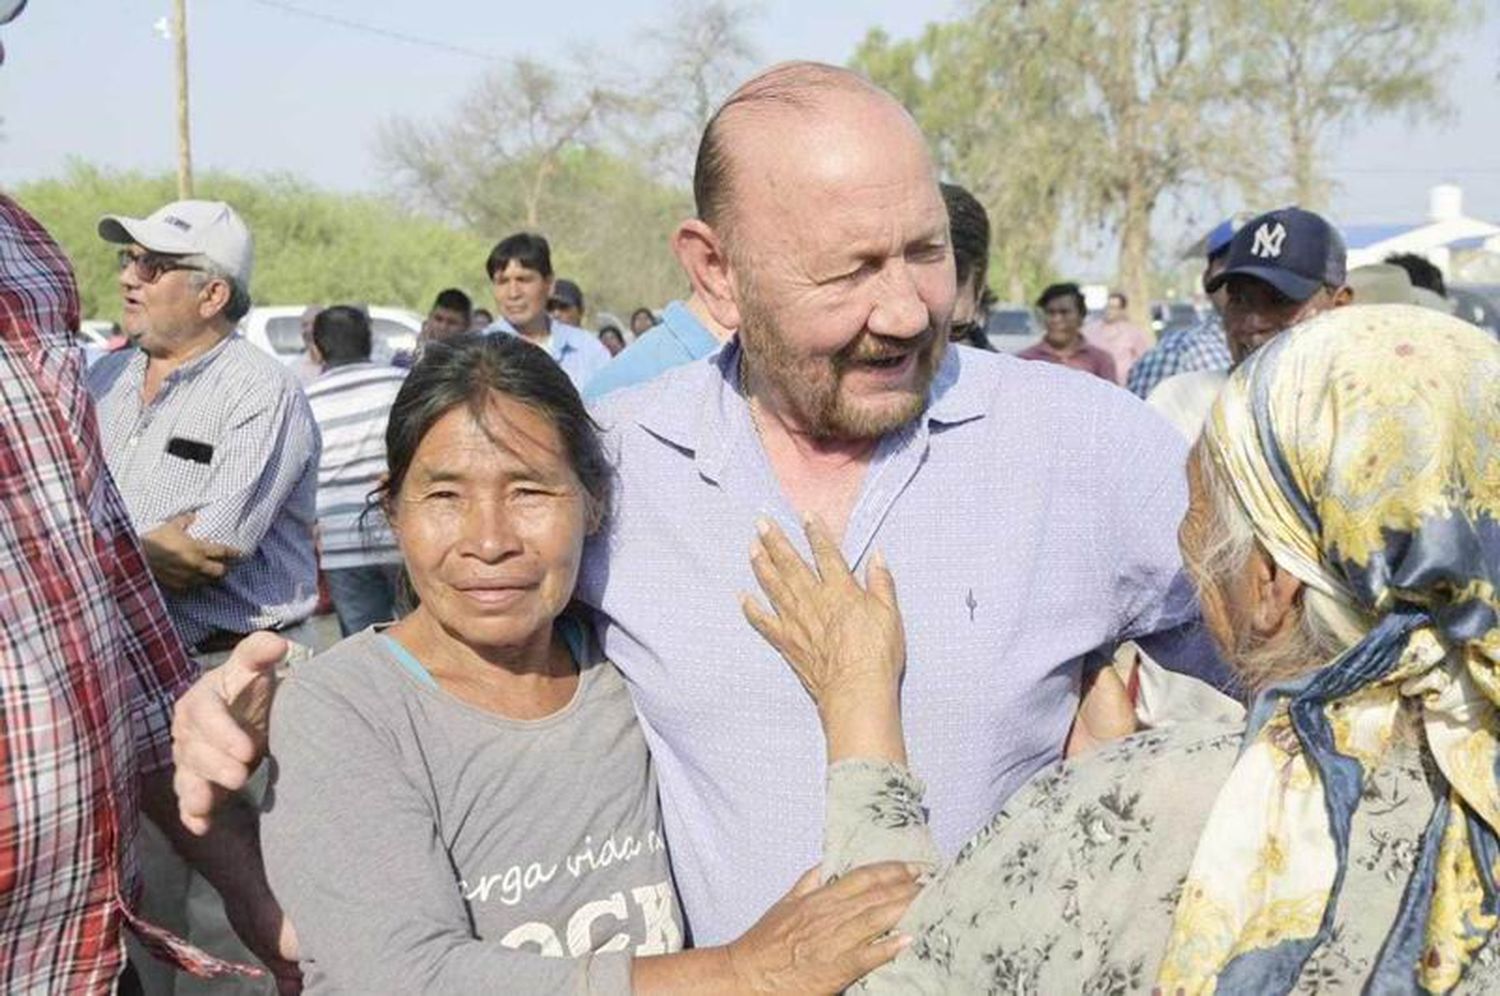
left=822, top=721, right=1500, bottom=993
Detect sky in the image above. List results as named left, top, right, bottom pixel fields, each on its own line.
left=2, top=0, right=1498, bottom=275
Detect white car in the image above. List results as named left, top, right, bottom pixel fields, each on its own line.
left=240, top=305, right=423, bottom=367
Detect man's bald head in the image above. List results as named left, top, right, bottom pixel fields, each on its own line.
left=693, top=62, right=920, bottom=240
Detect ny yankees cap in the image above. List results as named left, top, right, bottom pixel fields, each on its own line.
left=1205, top=206, right=1347, bottom=302
left=98, top=200, right=254, bottom=290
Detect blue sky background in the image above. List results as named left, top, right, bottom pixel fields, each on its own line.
left=2, top=0, right=1497, bottom=274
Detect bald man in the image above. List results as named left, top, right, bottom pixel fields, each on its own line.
left=174, top=62, right=1218, bottom=947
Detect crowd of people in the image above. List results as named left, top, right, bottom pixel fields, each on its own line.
left=5, top=3, right=1500, bottom=992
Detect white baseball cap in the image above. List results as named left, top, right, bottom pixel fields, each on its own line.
left=98, top=199, right=254, bottom=290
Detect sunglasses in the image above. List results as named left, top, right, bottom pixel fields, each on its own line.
left=117, top=249, right=206, bottom=284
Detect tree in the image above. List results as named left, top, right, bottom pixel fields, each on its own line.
left=637, top=0, right=762, bottom=183
left=379, top=59, right=628, bottom=232
left=1223, top=0, right=1474, bottom=208
left=857, top=2, right=1240, bottom=326
left=858, top=0, right=1474, bottom=317
left=15, top=162, right=492, bottom=321
left=376, top=8, right=771, bottom=320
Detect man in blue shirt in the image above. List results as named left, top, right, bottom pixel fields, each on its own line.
left=583, top=292, right=728, bottom=400
left=482, top=232, right=610, bottom=391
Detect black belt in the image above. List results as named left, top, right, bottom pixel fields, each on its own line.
left=192, top=621, right=302, bottom=655
left=192, top=629, right=252, bottom=655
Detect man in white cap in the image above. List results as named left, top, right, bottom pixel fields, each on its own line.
left=86, top=199, right=320, bottom=991
left=89, top=200, right=320, bottom=657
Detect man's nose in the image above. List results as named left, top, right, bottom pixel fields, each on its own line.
left=866, top=262, right=930, bottom=341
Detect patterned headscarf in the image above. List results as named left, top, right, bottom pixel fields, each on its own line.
left=1156, top=305, right=1500, bottom=994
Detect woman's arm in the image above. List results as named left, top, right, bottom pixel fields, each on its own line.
left=633, top=864, right=919, bottom=994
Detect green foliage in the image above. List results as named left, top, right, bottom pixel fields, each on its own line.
left=14, top=162, right=492, bottom=321
left=1218, top=0, right=1477, bottom=207
left=853, top=0, right=1472, bottom=312
left=378, top=58, right=697, bottom=321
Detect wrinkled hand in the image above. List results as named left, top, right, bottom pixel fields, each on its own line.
left=142, top=514, right=240, bottom=592
left=741, top=517, right=906, bottom=713
left=725, top=863, right=919, bottom=993
left=1064, top=658, right=1139, bottom=758
left=173, top=631, right=287, bottom=835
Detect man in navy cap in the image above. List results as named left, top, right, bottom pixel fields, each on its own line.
left=1209, top=205, right=1352, bottom=364
left=1147, top=206, right=1351, bottom=439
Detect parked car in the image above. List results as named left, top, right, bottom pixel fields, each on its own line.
left=76, top=319, right=128, bottom=367
left=1450, top=284, right=1500, bottom=339
left=240, top=305, right=422, bottom=367
left=1151, top=301, right=1201, bottom=336
left=984, top=305, right=1040, bottom=353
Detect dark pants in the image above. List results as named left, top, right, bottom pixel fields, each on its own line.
left=323, top=563, right=404, bottom=636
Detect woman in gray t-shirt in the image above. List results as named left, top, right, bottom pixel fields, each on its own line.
left=262, top=332, right=915, bottom=994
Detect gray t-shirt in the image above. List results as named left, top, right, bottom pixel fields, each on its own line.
left=262, top=626, right=682, bottom=994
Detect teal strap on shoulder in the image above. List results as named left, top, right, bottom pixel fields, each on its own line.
left=380, top=634, right=439, bottom=689
left=556, top=616, right=588, bottom=666
left=382, top=623, right=586, bottom=686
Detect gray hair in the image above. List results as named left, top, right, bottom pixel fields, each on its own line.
left=1189, top=444, right=1371, bottom=695
left=187, top=259, right=252, bottom=322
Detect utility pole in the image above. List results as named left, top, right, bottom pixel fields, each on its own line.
left=174, top=0, right=193, bottom=199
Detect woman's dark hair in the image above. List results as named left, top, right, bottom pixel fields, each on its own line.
left=630, top=307, right=657, bottom=328
left=375, top=333, right=612, bottom=522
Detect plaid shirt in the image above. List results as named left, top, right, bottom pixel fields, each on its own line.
left=0, top=196, right=251, bottom=991
left=1125, top=312, right=1232, bottom=398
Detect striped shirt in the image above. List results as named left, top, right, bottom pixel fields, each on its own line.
left=0, top=195, right=246, bottom=991
left=304, top=361, right=405, bottom=570
left=87, top=334, right=321, bottom=647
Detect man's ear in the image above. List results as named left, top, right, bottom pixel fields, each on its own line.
left=198, top=278, right=233, bottom=322
left=671, top=220, right=742, bottom=333
left=1251, top=546, right=1305, bottom=640
left=1331, top=283, right=1355, bottom=307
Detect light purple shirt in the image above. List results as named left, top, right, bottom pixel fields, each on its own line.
left=581, top=339, right=1208, bottom=944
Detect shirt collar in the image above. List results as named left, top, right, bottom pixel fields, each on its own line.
left=171, top=331, right=237, bottom=379
left=488, top=317, right=589, bottom=358
left=634, top=337, right=988, bottom=478
left=659, top=301, right=722, bottom=360
left=127, top=330, right=237, bottom=388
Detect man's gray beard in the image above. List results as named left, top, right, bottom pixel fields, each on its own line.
left=739, top=323, right=940, bottom=442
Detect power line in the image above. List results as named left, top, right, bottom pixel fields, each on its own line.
left=241, top=0, right=501, bottom=63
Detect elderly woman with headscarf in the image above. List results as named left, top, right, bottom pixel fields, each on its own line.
left=744, top=304, right=1500, bottom=993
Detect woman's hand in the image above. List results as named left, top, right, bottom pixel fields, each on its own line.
left=741, top=517, right=909, bottom=764
left=725, top=863, right=919, bottom=994
left=1064, top=656, right=1139, bottom=758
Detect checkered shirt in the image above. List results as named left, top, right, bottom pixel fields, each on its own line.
left=1125, top=312, right=1232, bottom=398
left=0, top=196, right=253, bottom=991
left=87, top=335, right=321, bottom=648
